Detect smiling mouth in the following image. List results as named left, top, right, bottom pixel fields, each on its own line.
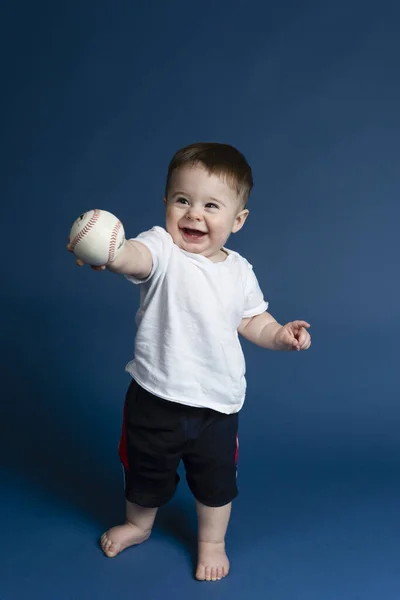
left=181, top=227, right=207, bottom=240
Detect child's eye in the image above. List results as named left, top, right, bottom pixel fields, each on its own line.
left=206, top=203, right=219, bottom=209
left=176, top=197, right=189, bottom=205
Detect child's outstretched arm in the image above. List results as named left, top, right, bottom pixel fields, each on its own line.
left=107, top=240, right=152, bottom=278
left=67, top=239, right=152, bottom=279
left=238, top=313, right=311, bottom=352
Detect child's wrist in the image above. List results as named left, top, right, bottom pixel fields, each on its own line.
left=260, top=321, right=282, bottom=349
left=272, top=324, right=284, bottom=350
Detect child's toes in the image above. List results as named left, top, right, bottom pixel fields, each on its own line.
left=195, top=564, right=205, bottom=580
left=100, top=535, right=115, bottom=557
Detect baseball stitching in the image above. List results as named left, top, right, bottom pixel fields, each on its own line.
left=70, top=209, right=101, bottom=252
left=108, top=220, right=123, bottom=263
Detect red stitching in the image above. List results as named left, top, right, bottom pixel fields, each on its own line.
left=108, top=220, right=122, bottom=263
left=70, top=209, right=101, bottom=251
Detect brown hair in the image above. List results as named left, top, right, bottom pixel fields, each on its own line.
left=165, top=142, right=253, bottom=207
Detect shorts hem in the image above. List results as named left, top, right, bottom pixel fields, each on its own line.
left=125, top=490, right=175, bottom=509
left=191, top=490, right=238, bottom=508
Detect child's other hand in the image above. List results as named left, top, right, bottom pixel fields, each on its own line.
left=66, top=240, right=106, bottom=271
left=275, top=321, right=311, bottom=352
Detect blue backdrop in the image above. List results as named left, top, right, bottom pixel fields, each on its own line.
left=1, top=1, right=399, bottom=598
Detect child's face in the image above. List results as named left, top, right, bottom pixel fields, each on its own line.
left=164, top=165, right=249, bottom=262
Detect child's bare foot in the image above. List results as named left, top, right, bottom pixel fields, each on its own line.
left=195, top=541, right=230, bottom=581
left=101, top=500, right=158, bottom=558
left=100, top=523, right=151, bottom=558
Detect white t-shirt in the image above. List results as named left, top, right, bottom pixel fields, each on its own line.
left=125, top=226, right=268, bottom=414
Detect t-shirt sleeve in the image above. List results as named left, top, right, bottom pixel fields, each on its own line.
left=124, top=226, right=173, bottom=285
left=242, top=261, right=269, bottom=318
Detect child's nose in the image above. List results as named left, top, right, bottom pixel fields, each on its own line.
left=187, top=206, right=202, bottom=220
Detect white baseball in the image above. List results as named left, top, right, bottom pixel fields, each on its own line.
left=69, top=209, right=125, bottom=266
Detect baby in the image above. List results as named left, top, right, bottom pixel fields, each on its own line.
left=68, top=142, right=311, bottom=581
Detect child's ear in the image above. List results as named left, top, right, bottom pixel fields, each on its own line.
left=163, top=196, right=167, bottom=205
left=232, top=209, right=249, bottom=233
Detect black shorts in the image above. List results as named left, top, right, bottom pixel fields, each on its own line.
left=118, top=380, right=239, bottom=508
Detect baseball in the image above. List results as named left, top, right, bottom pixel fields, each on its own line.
left=69, top=209, right=125, bottom=266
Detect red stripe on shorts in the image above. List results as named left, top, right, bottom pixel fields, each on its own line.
left=118, top=403, right=129, bottom=470
left=234, top=434, right=239, bottom=466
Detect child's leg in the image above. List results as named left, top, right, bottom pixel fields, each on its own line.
left=195, top=501, right=231, bottom=581
left=103, top=381, right=185, bottom=558
left=183, top=409, right=238, bottom=581
left=101, top=500, right=158, bottom=558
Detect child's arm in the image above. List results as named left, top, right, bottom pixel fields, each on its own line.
left=68, top=239, right=153, bottom=279
left=238, top=312, right=311, bottom=352
left=107, top=240, right=152, bottom=278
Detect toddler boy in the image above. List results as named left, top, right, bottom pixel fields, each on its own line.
left=69, top=142, right=311, bottom=581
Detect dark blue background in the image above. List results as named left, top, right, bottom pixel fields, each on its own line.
left=1, top=1, right=399, bottom=598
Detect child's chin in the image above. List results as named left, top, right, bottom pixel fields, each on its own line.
left=181, top=243, right=204, bottom=253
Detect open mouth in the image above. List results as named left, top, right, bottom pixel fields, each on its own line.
left=181, top=227, right=207, bottom=240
